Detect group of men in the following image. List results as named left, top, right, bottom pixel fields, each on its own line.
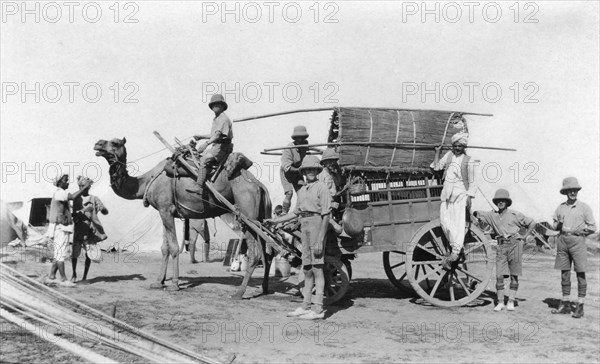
left=45, top=175, right=109, bottom=287
left=433, top=133, right=596, bottom=319
left=186, top=95, right=597, bottom=320
left=43, top=94, right=596, bottom=322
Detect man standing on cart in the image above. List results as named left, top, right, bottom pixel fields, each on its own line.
left=280, top=126, right=310, bottom=214
left=266, top=155, right=331, bottom=320
left=431, top=132, right=476, bottom=269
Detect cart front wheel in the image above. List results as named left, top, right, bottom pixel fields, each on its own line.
left=383, top=251, right=407, bottom=290
left=406, top=219, right=493, bottom=307
left=323, top=255, right=350, bottom=305
left=298, top=255, right=350, bottom=305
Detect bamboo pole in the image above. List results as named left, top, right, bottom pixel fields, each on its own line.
left=264, top=142, right=516, bottom=152
left=0, top=308, right=119, bottom=364
left=233, top=107, right=493, bottom=123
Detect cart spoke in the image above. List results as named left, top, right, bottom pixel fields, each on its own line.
left=429, top=230, right=447, bottom=255
left=449, top=285, right=455, bottom=301
left=463, top=242, right=484, bottom=256
left=429, top=272, right=445, bottom=298
left=414, top=244, right=443, bottom=259
left=397, top=272, right=407, bottom=282
left=390, top=261, right=406, bottom=269
left=415, top=265, right=444, bottom=284
left=455, top=266, right=483, bottom=283
left=411, top=260, right=442, bottom=265
left=454, top=271, right=472, bottom=294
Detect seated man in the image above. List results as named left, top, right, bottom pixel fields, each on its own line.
left=187, top=94, right=233, bottom=195
left=280, top=126, right=310, bottom=214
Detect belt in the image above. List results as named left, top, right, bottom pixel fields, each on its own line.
left=297, top=211, right=321, bottom=218
left=560, top=232, right=585, bottom=237
left=496, top=236, right=523, bottom=245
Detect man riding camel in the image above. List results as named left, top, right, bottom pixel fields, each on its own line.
left=187, top=94, right=233, bottom=196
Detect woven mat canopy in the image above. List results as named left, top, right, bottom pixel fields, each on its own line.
left=328, top=107, right=477, bottom=173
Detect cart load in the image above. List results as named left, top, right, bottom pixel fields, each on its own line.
left=328, top=107, right=470, bottom=173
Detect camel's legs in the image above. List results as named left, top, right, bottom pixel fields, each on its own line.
left=162, top=211, right=180, bottom=291
left=151, top=210, right=176, bottom=289
left=189, top=220, right=210, bottom=263
left=151, top=239, right=169, bottom=289
left=231, top=231, right=270, bottom=299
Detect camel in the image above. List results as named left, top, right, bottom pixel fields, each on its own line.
left=94, top=137, right=272, bottom=299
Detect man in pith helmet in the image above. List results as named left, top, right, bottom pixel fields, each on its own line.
left=318, top=148, right=344, bottom=210
left=187, top=94, right=233, bottom=196
left=474, top=189, right=535, bottom=311
left=550, top=177, right=596, bottom=319
left=279, top=125, right=310, bottom=214
left=266, top=155, right=331, bottom=320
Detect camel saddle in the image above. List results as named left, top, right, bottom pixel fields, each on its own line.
left=164, top=152, right=253, bottom=181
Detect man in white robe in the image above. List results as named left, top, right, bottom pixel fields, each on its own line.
left=431, top=133, right=476, bottom=269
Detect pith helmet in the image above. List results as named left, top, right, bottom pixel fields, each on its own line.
left=560, top=177, right=582, bottom=195
left=320, top=148, right=339, bottom=163
left=299, top=156, right=322, bottom=172
left=291, top=125, right=309, bottom=139
left=208, top=94, right=228, bottom=111
left=492, top=189, right=512, bottom=207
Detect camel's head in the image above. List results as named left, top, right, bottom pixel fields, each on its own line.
left=94, top=137, right=127, bottom=164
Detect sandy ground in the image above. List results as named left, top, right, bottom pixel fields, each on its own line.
left=1, top=242, right=599, bottom=364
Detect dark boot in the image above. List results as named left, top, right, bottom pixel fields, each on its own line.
left=551, top=300, right=571, bottom=314
left=571, top=303, right=584, bottom=318
left=186, top=166, right=208, bottom=194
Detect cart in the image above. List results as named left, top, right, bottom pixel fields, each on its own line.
left=255, top=107, right=510, bottom=307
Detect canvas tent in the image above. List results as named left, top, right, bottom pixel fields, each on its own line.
left=1, top=201, right=27, bottom=243
left=2, top=193, right=240, bottom=253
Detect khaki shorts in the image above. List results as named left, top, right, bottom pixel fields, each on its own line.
left=300, top=215, right=325, bottom=266
left=495, top=239, right=523, bottom=277
left=554, top=235, right=588, bottom=272
left=203, top=142, right=233, bottom=163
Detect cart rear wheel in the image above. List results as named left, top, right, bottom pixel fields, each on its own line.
left=383, top=251, right=407, bottom=290
left=406, top=219, right=493, bottom=307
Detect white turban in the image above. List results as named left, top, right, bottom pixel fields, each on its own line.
left=53, top=173, right=69, bottom=187
left=451, top=132, right=469, bottom=146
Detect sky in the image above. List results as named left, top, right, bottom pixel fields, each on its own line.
left=1, top=1, right=599, bottom=224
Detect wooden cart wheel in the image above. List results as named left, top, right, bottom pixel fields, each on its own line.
left=406, top=218, right=493, bottom=307
left=341, top=256, right=353, bottom=281
left=323, top=255, right=350, bottom=305
left=298, top=255, right=350, bottom=305
left=383, top=251, right=407, bottom=290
